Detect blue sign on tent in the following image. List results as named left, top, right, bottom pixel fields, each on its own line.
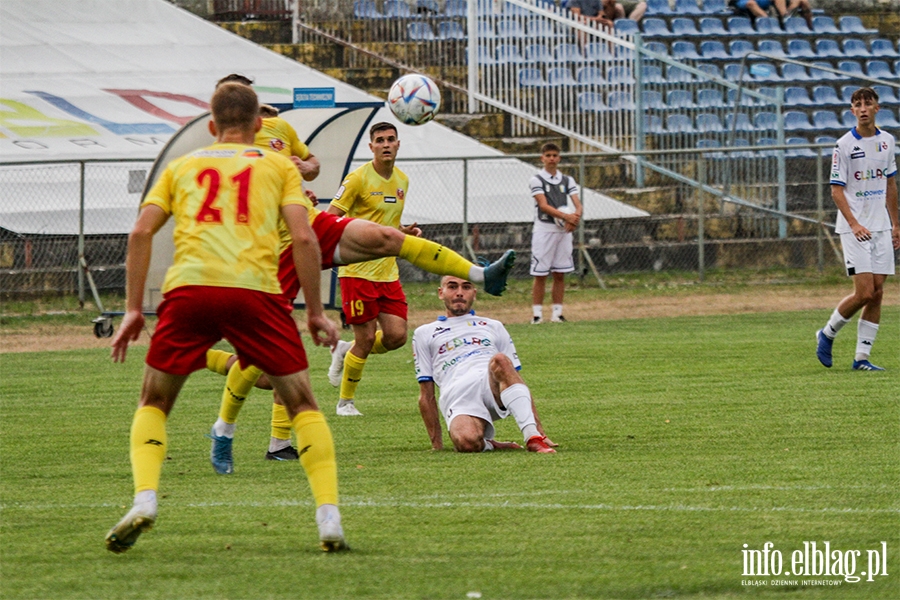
left=293, top=88, right=335, bottom=108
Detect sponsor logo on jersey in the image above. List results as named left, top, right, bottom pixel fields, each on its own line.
left=432, top=326, right=452, bottom=337
left=436, top=336, right=493, bottom=355
left=850, top=151, right=866, bottom=159
left=241, top=149, right=265, bottom=158
left=384, top=196, right=397, bottom=203
left=194, top=149, right=237, bottom=158
left=334, top=185, right=345, bottom=200
left=854, top=169, right=886, bottom=181
left=855, top=189, right=885, bottom=198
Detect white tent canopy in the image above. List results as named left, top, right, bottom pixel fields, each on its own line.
left=0, top=0, right=648, bottom=230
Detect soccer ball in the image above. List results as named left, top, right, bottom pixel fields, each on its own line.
left=387, top=74, right=442, bottom=126
left=554, top=204, right=576, bottom=228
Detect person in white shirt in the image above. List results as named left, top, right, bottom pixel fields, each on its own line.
left=529, top=142, right=583, bottom=324
left=816, top=87, right=899, bottom=371
left=412, top=276, right=557, bottom=453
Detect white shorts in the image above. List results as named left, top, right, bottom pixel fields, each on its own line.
left=439, top=367, right=509, bottom=441
left=839, top=230, right=896, bottom=276
left=530, top=228, right=575, bottom=276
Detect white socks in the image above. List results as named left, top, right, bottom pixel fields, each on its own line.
left=269, top=437, right=292, bottom=453
left=500, top=383, right=540, bottom=441
left=532, top=305, right=542, bottom=320
left=213, top=418, right=235, bottom=438
left=468, top=265, right=485, bottom=282
left=823, top=309, right=850, bottom=339
left=856, top=319, right=879, bottom=360
left=551, top=304, right=563, bottom=320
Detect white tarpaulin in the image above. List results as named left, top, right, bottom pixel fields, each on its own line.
left=0, top=0, right=648, bottom=229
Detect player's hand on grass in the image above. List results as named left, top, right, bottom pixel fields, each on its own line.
left=111, top=310, right=144, bottom=363
left=307, top=314, right=339, bottom=348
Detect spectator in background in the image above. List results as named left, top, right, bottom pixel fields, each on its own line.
left=568, top=0, right=647, bottom=28
left=730, top=0, right=813, bottom=29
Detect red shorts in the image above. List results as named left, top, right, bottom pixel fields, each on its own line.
left=339, top=277, right=408, bottom=325
left=278, top=211, right=354, bottom=302
left=146, top=286, right=307, bottom=376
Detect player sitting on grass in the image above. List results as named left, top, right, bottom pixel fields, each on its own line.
left=412, top=276, right=557, bottom=453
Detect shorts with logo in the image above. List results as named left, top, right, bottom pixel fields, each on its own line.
left=840, top=230, right=896, bottom=276
left=439, top=366, right=509, bottom=441
left=278, top=211, right=355, bottom=303
left=147, top=285, right=308, bottom=376
left=530, top=228, right=575, bottom=276
left=339, top=277, right=408, bottom=325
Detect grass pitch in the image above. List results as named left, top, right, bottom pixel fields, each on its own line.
left=1, top=305, right=897, bottom=599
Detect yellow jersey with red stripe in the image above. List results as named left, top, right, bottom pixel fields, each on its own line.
left=330, top=161, right=409, bottom=282
left=142, top=143, right=313, bottom=295
left=257, top=116, right=311, bottom=160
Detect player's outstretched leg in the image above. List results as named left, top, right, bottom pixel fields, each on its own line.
left=328, top=340, right=352, bottom=387
left=106, top=493, right=157, bottom=554
left=482, top=250, right=516, bottom=296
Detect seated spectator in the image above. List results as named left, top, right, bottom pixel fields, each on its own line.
left=569, top=0, right=647, bottom=28
left=730, top=0, right=813, bottom=29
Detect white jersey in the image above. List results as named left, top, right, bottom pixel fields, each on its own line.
left=830, top=127, right=897, bottom=234
left=530, top=169, right=579, bottom=233
left=412, top=311, right=521, bottom=389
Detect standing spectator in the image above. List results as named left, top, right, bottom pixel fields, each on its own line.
left=730, top=0, right=813, bottom=28
left=816, top=87, right=899, bottom=371
left=529, top=142, right=582, bottom=324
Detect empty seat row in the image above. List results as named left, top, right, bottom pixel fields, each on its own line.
left=627, top=15, right=878, bottom=39
left=664, top=38, right=900, bottom=61
left=644, top=0, right=731, bottom=16
left=696, top=137, right=838, bottom=159
left=480, top=42, right=633, bottom=64
left=638, top=108, right=900, bottom=135
left=519, top=65, right=637, bottom=86
left=356, top=0, right=557, bottom=19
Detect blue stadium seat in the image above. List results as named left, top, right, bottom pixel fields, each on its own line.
left=750, top=63, right=781, bottom=82
left=842, top=39, right=869, bottom=58
left=753, top=112, right=778, bottom=130
left=725, top=112, right=755, bottom=131
left=837, top=60, right=864, bottom=79
left=696, top=88, right=724, bottom=107
left=727, top=88, right=758, bottom=106
left=497, top=18, right=526, bottom=38
left=873, top=85, right=899, bottom=106
left=699, top=40, right=730, bottom=60
left=812, top=110, right=843, bottom=130
left=644, top=41, right=669, bottom=56
left=727, top=17, right=755, bottom=36
left=667, top=65, right=695, bottom=83
left=353, top=0, right=382, bottom=18
left=445, top=0, right=467, bottom=17
left=525, top=43, right=554, bottom=63
left=701, top=0, right=728, bottom=13
left=644, top=114, right=665, bottom=133
left=757, top=137, right=780, bottom=158
left=477, top=46, right=497, bottom=64
left=730, top=138, right=755, bottom=158
left=699, top=18, right=728, bottom=36
left=527, top=18, right=562, bottom=39
left=576, top=66, right=605, bottom=86
left=518, top=68, right=546, bottom=87
left=841, top=109, right=855, bottom=127
left=665, top=114, right=695, bottom=133
left=477, top=20, right=496, bottom=37
left=496, top=44, right=526, bottom=64
left=696, top=63, right=722, bottom=78
left=814, top=136, right=838, bottom=157
left=787, top=39, right=816, bottom=59
left=812, top=86, right=842, bottom=106
left=437, top=21, right=466, bottom=40
left=615, top=19, right=640, bottom=36
left=723, top=63, right=746, bottom=82
left=547, top=66, right=578, bottom=87
left=416, top=0, right=440, bottom=13
left=577, top=92, right=607, bottom=112
left=584, top=42, right=611, bottom=61
left=784, top=17, right=813, bottom=36
left=784, top=87, right=814, bottom=106
left=672, top=41, right=701, bottom=60
left=671, top=18, right=702, bottom=37
left=607, top=66, right=635, bottom=84
left=786, top=137, right=818, bottom=158
left=895, top=59, right=900, bottom=78
left=642, top=65, right=666, bottom=84
left=607, top=90, right=636, bottom=110
left=784, top=111, right=815, bottom=131
left=642, top=18, right=672, bottom=37
left=643, top=90, right=666, bottom=109
left=877, top=108, right=900, bottom=128
left=810, top=61, right=846, bottom=81
left=811, top=16, right=839, bottom=35
left=781, top=63, right=812, bottom=81
left=554, top=43, right=584, bottom=62
left=674, top=0, right=702, bottom=15
left=870, top=39, right=900, bottom=59
left=839, top=16, right=877, bottom=35
left=666, top=89, right=694, bottom=108
left=866, top=60, right=896, bottom=80
left=384, top=0, right=412, bottom=17
left=407, top=22, right=437, bottom=41
left=645, top=0, right=674, bottom=16
left=755, top=17, right=782, bottom=36
left=729, top=40, right=754, bottom=58
left=695, top=113, right=724, bottom=132
left=696, top=138, right=725, bottom=159
left=815, top=39, right=843, bottom=58
left=757, top=39, right=785, bottom=58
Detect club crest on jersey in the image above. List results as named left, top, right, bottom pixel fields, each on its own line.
left=397, top=188, right=405, bottom=201
left=878, top=141, right=888, bottom=152
left=269, top=139, right=286, bottom=152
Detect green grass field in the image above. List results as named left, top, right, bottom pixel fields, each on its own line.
left=1, top=304, right=898, bottom=599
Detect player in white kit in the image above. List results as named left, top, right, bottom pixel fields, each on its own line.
left=816, top=87, right=899, bottom=371
left=412, top=276, right=557, bottom=453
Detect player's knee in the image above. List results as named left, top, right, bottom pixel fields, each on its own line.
left=375, top=226, right=404, bottom=254
left=381, top=329, right=408, bottom=350
left=488, top=354, right=518, bottom=383
left=452, top=436, right=484, bottom=453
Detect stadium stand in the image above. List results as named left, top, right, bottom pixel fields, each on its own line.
left=437, top=21, right=466, bottom=40
left=699, top=17, right=728, bottom=37
left=548, top=66, right=578, bottom=87
left=408, top=22, right=437, bottom=41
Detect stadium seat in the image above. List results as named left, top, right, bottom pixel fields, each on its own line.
left=758, top=39, right=786, bottom=58
left=895, top=59, right=900, bottom=78
left=877, top=108, right=900, bottom=128
left=667, top=65, right=695, bottom=83
left=727, top=17, right=755, bottom=36
left=407, top=22, right=437, bottom=41
left=842, top=39, right=869, bottom=59
left=353, top=0, right=382, bottom=18
left=666, top=89, right=694, bottom=109
left=841, top=109, right=856, bottom=127
left=750, top=63, right=781, bottom=82
left=477, top=20, right=496, bottom=37
left=642, top=18, right=672, bottom=37
left=781, top=63, right=812, bottom=81
left=696, top=63, right=722, bottom=78
left=785, top=137, right=817, bottom=157
left=787, top=39, right=816, bottom=59
left=784, top=87, right=814, bottom=106
left=696, top=138, right=725, bottom=159
left=815, top=39, right=843, bottom=58
left=756, top=137, right=780, bottom=158
left=730, top=138, right=755, bottom=158
left=644, top=41, right=669, bottom=56
left=870, top=39, right=900, bottom=59
left=729, top=40, right=754, bottom=58
left=814, top=136, right=838, bottom=156
left=873, top=85, right=899, bottom=105
left=477, top=46, right=497, bottom=64
left=644, top=114, right=664, bottom=133
left=615, top=19, right=640, bottom=36
left=697, top=88, right=724, bottom=107
left=866, top=60, right=896, bottom=81
left=727, top=87, right=758, bottom=106
left=608, top=90, right=636, bottom=110
left=810, top=61, right=846, bottom=81
left=697, top=18, right=727, bottom=37
left=496, top=44, right=526, bottom=64
left=702, top=0, right=729, bottom=13
left=445, top=0, right=467, bottom=17
left=576, top=66, right=605, bottom=86
left=723, top=63, right=746, bottom=82
left=607, top=66, right=635, bottom=84
left=643, top=90, right=666, bottom=109
left=554, top=43, right=584, bottom=62
left=665, top=114, right=694, bottom=133
left=497, top=18, right=526, bottom=38
left=753, top=112, right=778, bottom=130
left=518, top=68, right=546, bottom=87
left=813, top=86, right=842, bottom=106
left=645, top=0, right=674, bottom=15
left=416, top=0, right=440, bottom=14
left=577, top=92, right=607, bottom=112
left=725, top=112, right=755, bottom=131
left=584, top=42, right=612, bottom=61
left=784, top=111, right=815, bottom=131
left=437, top=21, right=466, bottom=40
left=547, top=66, right=578, bottom=87
left=384, top=0, right=412, bottom=17
left=811, top=16, right=839, bottom=35
left=642, top=65, right=666, bottom=84
left=812, top=110, right=843, bottom=130
left=784, top=17, right=813, bottom=36
left=672, top=41, right=701, bottom=60
left=838, top=61, right=864, bottom=79
left=671, top=18, right=702, bottom=37
left=838, top=16, right=877, bottom=35
left=525, top=43, right=554, bottom=63
left=700, top=40, right=730, bottom=60
left=754, top=17, right=782, bottom=36
left=526, top=18, right=562, bottom=39
left=695, top=113, right=724, bottom=132
left=674, top=0, right=702, bottom=15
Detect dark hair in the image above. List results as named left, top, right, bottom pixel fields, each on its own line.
left=541, top=142, right=561, bottom=154
left=216, top=73, right=254, bottom=88
left=369, top=121, right=398, bottom=140
left=211, top=82, right=259, bottom=131
left=850, top=87, right=879, bottom=106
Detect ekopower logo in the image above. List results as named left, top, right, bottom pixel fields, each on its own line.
left=741, top=542, right=889, bottom=587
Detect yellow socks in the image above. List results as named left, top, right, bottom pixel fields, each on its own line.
left=371, top=331, right=388, bottom=355
left=219, top=361, right=262, bottom=423
left=399, top=235, right=474, bottom=280
left=292, top=411, right=338, bottom=506
left=130, top=406, right=167, bottom=494
left=339, top=351, right=367, bottom=401
left=271, top=402, right=292, bottom=441
left=206, top=349, right=233, bottom=376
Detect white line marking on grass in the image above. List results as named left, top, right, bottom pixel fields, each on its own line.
left=659, top=484, right=893, bottom=493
